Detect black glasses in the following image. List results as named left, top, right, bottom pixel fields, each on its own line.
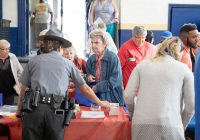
left=134, top=35, right=146, bottom=40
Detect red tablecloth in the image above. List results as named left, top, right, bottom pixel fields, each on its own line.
left=0, top=115, right=22, bottom=140
left=0, top=106, right=131, bottom=140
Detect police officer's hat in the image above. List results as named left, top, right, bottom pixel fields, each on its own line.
left=37, top=28, right=72, bottom=48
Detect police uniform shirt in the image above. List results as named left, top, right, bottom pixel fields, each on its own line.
left=19, top=51, right=85, bottom=96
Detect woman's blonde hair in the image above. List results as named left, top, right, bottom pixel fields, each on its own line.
left=0, top=39, right=10, bottom=48
left=63, top=45, right=78, bottom=58
left=152, top=36, right=181, bottom=61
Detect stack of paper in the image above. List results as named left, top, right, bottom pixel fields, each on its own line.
left=80, top=111, right=105, bottom=119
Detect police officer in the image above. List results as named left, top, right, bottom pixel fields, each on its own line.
left=16, top=28, right=110, bottom=140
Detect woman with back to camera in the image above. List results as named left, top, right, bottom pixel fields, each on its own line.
left=124, top=37, right=194, bottom=140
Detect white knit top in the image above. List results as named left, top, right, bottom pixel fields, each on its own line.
left=124, top=56, right=194, bottom=140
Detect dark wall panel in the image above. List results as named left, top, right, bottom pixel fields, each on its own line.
left=10, top=27, right=18, bottom=55
left=0, top=0, right=2, bottom=19
left=119, top=29, right=164, bottom=48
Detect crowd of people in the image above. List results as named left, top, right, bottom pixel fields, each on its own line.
left=0, top=23, right=197, bottom=140
left=0, top=0, right=199, bottom=140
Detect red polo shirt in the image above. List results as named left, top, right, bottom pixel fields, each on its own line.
left=180, top=45, right=192, bottom=71
left=117, top=39, right=157, bottom=89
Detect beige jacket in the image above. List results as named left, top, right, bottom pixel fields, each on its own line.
left=9, top=53, right=23, bottom=95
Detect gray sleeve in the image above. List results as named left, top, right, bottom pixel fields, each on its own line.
left=182, top=67, right=195, bottom=128
left=124, top=67, right=140, bottom=118
left=70, top=63, right=85, bottom=87
left=19, top=63, right=31, bottom=87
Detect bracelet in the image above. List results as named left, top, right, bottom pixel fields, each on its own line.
left=16, top=115, right=23, bottom=118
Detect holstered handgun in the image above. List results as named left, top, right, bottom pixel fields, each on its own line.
left=64, top=91, right=75, bottom=126
left=32, top=87, right=40, bottom=107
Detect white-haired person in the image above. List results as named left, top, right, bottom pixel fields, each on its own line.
left=84, top=22, right=118, bottom=58
left=63, top=46, right=86, bottom=99
left=86, top=29, right=124, bottom=106
left=124, top=36, right=194, bottom=140
left=117, top=26, right=157, bottom=91
left=0, top=39, right=23, bottom=105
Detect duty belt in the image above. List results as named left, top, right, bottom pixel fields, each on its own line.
left=40, top=95, right=52, bottom=104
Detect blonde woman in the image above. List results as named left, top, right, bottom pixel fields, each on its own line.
left=124, top=37, right=194, bottom=140
left=0, top=39, right=23, bottom=105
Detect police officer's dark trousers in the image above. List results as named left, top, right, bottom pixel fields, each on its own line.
left=22, top=103, right=65, bottom=140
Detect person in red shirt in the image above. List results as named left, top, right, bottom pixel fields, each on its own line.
left=117, top=26, right=157, bottom=89
left=63, top=46, right=86, bottom=99
left=180, top=24, right=199, bottom=71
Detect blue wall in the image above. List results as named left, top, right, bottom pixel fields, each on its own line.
left=0, top=0, right=2, bottom=18
left=10, top=27, right=18, bottom=54
left=119, top=29, right=165, bottom=47
left=168, top=4, right=200, bottom=37
left=17, top=0, right=27, bottom=56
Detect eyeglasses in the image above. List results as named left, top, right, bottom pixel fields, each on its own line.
left=0, top=48, right=10, bottom=51
left=134, top=35, right=146, bottom=40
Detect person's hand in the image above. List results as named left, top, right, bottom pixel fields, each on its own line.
left=99, top=101, right=110, bottom=111
left=90, top=22, right=94, bottom=27
left=50, top=20, right=53, bottom=25
left=114, top=18, right=119, bottom=23
left=85, top=52, right=90, bottom=58
left=30, top=20, right=34, bottom=26
left=90, top=23, right=95, bottom=31
left=92, top=85, right=98, bottom=93
left=16, top=110, right=24, bottom=121
left=88, top=75, right=95, bottom=83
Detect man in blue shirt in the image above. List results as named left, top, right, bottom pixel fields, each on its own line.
left=195, top=47, right=200, bottom=140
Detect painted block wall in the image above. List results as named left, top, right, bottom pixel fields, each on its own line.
left=120, top=0, right=200, bottom=46
left=1, top=0, right=200, bottom=56
left=3, top=0, right=18, bottom=27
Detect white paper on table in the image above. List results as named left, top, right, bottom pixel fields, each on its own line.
left=80, top=111, right=105, bottom=119
left=0, top=112, right=16, bottom=116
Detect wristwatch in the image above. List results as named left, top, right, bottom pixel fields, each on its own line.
left=16, top=115, right=23, bottom=118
